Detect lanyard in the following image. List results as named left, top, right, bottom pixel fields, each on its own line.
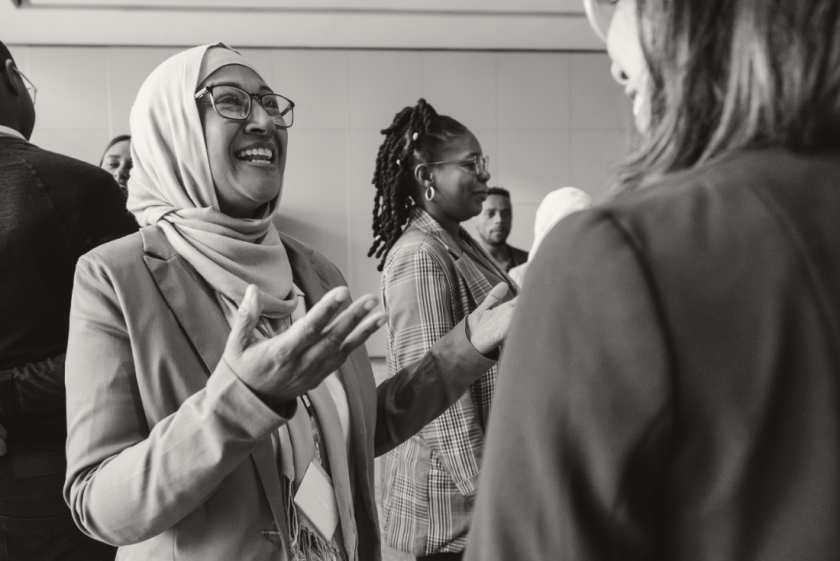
left=301, top=394, right=325, bottom=469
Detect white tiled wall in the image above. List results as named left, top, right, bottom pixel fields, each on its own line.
left=9, top=46, right=633, bottom=355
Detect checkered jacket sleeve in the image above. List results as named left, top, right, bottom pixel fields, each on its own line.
left=381, top=230, right=494, bottom=554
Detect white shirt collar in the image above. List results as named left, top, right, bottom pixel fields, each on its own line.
left=0, top=124, right=27, bottom=142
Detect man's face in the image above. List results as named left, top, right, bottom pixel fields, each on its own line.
left=475, top=194, right=513, bottom=247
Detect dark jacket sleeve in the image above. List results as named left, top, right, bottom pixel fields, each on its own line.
left=43, top=157, right=138, bottom=258
left=373, top=319, right=495, bottom=457
left=0, top=354, right=66, bottom=415
left=465, top=209, right=675, bottom=561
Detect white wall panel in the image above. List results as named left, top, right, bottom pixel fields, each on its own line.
left=497, top=129, right=572, bottom=204
left=570, top=52, right=632, bottom=131
left=107, top=47, right=180, bottom=135
left=498, top=52, right=570, bottom=130
left=346, top=51, right=423, bottom=130
left=272, top=51, right=349, bottom=130
left=422, top=51, right=498, bottom=131
left=27, top=47, right=110, bottom=131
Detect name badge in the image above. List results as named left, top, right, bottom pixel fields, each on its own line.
left=294, top=460, right=338, bottom=541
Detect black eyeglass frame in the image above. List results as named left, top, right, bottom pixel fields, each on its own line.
left=194, top=85, right=295, bottom=128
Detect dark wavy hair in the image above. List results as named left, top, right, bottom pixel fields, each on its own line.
left=368, top=99, right=468, bottom=271
left=616, top=0, right=840, bottom=192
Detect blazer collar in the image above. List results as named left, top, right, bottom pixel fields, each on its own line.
left=407, top=207, right=468, bottom=259
left=140, top=225, right=229, bottom=377
left=408, top=207, right=518, bottom=295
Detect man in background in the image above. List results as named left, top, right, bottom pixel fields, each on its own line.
left=474, top=187, right=528, bottom=272
left=0, top=40, right=137, bottom=560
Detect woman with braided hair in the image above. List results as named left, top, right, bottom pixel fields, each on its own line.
left=371, top=99, right=519, bottom=561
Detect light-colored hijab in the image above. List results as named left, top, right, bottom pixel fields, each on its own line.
left=509, top=187, right=592, bottom=287
left=529, top=187, right=592, bottom=261
left=127, top=43, right=297, bottom=318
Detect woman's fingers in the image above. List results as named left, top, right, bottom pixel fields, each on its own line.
left=278, top=287, right=350, bottom=351
left=321, top=294, right=379, bottom=342
left=296, top=295, right=382, bottom=370
left=340, top=311, right=387, bottom=354
left=225, top=285, right=262, bottom=355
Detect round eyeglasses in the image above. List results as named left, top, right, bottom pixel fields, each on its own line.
left=423, top=154, right=489, bottom=176
left=583, top=0, right=618, bottom=43
left=194, top=85, right=294, bottom=128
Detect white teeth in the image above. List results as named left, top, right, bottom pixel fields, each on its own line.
left=235, top=147, right=274, bottom=162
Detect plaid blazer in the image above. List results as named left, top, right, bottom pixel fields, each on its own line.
left=380, top=208, right=517, bottom=555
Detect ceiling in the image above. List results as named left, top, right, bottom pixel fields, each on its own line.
left=18, top=0, right=584, bottom=13
left=4, top=0, right=603, bottom=50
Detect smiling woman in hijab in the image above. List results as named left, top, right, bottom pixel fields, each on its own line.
left=63, top=44, right=515, bottom=561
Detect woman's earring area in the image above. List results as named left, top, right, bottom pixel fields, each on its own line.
left=425, top=182, right=436, bottom=201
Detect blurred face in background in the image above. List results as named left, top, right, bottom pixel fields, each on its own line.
left=475, top=194, right=512, bottom=247
left=606, top=0, right=652, bottom=133
left=101, top=139, right=132, bottom=192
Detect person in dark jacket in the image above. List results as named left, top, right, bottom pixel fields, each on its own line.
left=465, top=0, right=840, bottom=559
left=0, top=40, right=138, bottom=560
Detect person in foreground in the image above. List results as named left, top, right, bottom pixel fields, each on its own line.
left=369, top=99, right=517, bottom=561
left=466, top=0, right=840, bottom=559
left=0, top=41, right=137, bottom=560
left=64, top=44, right=515, bottom=561
left=99, top=134, right=132, bottom=194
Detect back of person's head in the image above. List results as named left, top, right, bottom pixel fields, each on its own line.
left=368, top=98, right=470, bottom=270
left=618, top=0, right=840, bottom=192
left=0, top=40, right=35, bottom=139
left=486, top=186, right=511, bottom=199
left=530, top=187, right=592, bottom=260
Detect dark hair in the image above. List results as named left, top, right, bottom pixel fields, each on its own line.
left=0, top=41, right=14, bottom=68
left=616, top=0, right=840, bottom=193
left=99, top=134, right=131, bottom=166
left=486, top=187, right=510, bottom=199
left=368, top=98, right=469, bottom=271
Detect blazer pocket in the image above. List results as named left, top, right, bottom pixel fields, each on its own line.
left=10, top=450, right=67, bottom=480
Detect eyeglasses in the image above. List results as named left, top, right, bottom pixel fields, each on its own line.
left=423, top=154, right=490, bottom=176
left=583, top=0, right=618, bottom=42
left=194, top=85, right=294, bottom=128
left=17, top=68, right=37, bottom=105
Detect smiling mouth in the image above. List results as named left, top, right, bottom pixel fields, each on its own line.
left=235, top=147, right=275, bottom=166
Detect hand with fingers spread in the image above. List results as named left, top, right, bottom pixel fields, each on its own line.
left=223, top=284, right=387, bottom=409
left=466, top=283, right=518, bottom=355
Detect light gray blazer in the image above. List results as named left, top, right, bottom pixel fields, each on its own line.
left=64, top=225, right=494, bottom=561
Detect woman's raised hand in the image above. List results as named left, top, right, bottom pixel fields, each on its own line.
left=223, top=285, right=386, bottom=409
left=466, top=283, right=518, bottom=355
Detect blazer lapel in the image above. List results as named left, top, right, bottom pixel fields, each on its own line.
left=282, top=235, right=376, bottom=537
left=141, top=226, right=293, bottom=557
left=140, top=226, right=229, bottom=379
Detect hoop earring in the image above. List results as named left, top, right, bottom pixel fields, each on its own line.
left=425, top=185, right=435, bottom=201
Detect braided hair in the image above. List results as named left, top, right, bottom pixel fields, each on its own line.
left=368, top=99, right=468, bottom=271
